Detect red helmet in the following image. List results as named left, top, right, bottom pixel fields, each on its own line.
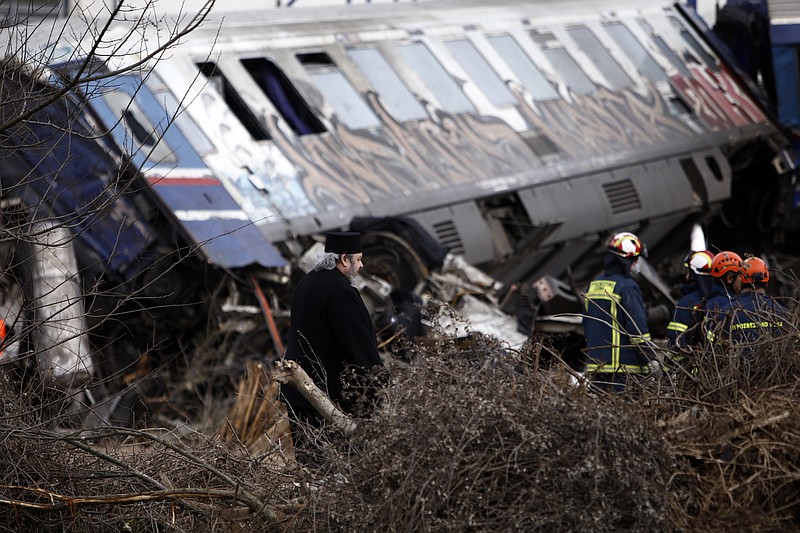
left=607, top=232, right=644, bottom=258
left=739, top=256, right=770, bottom=284
left=710, top=251, right=743, bottom=278
left=683, top=250, right=714, bottom=276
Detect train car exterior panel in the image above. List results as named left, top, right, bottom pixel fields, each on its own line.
left=20, top=0, right=787, bottom=291
left=127, top=0, right=772, bottom=262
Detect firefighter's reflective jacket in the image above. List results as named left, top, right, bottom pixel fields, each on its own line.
left=667, top=284, right=706, bottom=354
left=583, top=270, right=654, bottom=375
left=720, top=291, right=789, bottom=354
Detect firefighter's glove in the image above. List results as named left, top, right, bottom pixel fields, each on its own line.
left=646, top=359, right=662, bottom=377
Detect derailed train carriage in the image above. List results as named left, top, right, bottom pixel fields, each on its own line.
left=0, top=0, right=796, bottom=421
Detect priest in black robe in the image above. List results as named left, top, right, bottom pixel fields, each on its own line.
left=280, top=231, right=385, bottom=429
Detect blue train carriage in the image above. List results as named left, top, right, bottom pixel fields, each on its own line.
left=0, top=42, right=291, bottom=409
left=709, top=0, right=800, bottom=238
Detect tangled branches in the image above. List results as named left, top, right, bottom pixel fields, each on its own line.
left=1, top=306, right=799, bottom=532
left=295, top=336, right=673, bottom=532
left=655, top=325, right=800, bottom=531
left=0, top=415, right=294, bottom=531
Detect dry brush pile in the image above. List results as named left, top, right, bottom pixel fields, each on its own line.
left=296, top=336, right=674, bottom=532
left=1, top=308, right=799, bottom=532
left=657, top=327, right=800, bottom=531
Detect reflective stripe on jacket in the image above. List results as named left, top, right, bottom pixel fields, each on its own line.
left=582, top=274, right=653, bottom=375
left=728, top=292, right=789, bottom=350
left=667, top=287, right=705, bottom=353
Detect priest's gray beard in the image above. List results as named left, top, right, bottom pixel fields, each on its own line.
left=343, top=262, right=359, bottom=285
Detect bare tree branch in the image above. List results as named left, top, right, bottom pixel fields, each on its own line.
left=272, top=359, right=357, bottom=435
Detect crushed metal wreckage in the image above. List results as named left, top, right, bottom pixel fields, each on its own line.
left=0, top=196, right=543, bottom=429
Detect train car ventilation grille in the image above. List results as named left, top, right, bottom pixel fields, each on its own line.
left=432, top=220, right=464, bottom=254
left=602, top=179, right=641, bottom=214
left=768, top=0, right=800, bottom=22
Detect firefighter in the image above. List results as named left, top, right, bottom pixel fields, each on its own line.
left=582, top=232, right=661, bottom=392
left=667, top=250, right=715, bottom=360
left=705, top=251, right=743, bottom=312
left=728, top=256, right=789, bottom=356
left=702, top=251, right=744, bottom=346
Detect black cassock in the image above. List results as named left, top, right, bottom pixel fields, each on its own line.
left=281, top=268, right=384, bottom=420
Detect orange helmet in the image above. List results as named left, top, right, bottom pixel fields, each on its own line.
left=607, top=232, right=645, bottom=258
left=739, top=256, right=769, bottom=284
left=683, top=250, right=714, bottom=276
left=710, top=251, right=743, bottom=278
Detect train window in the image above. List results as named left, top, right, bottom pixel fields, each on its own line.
left=296, top=52, right=380, bottom=131
left=145, top=72, right=215, bottom=156
left=540, top=48, right=595, bottom=96
left=529, top=30, right=595, bottom=96
left=84, top=74, right=206, bottom=169
left=100, top=88, right=177, bottom=165
left=669, top=16, right=719, bottom=72
left=158, top=90, right=215, bottom=157
left=444, top=39, right=516, bottom=108
left=347, top=48, right=427, bottom=122
left=241, top=57, right=326, bottom=136
left=395, top=42, right=475, bottom=114
left=603, top=22, right=666, bottom=83
left=487, top=34, right=558, bottom=101
left=567, top=27, right=632, bottom=90
left=197, top=62, right=271, bottom=141
left=639, top=21, right=692, bottom=78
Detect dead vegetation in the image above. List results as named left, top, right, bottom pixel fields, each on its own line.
left=296, top=335, right=674, bottom=533
left=1, top=305, right=799, bottom=532
left=657, top=328, right=800, bottom=532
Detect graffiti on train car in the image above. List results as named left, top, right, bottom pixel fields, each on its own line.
left=518, top=86, right=695, bottom=159
left=670, top=66, right=767, bottom=131
left=211, top=77, right=707, bottom=217
left=230, top=60, right=770, bottom=219
left=268, top=99, right=538, bottom=211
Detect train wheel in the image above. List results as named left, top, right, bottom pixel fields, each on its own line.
left=361, top=231, right=429, bottom=292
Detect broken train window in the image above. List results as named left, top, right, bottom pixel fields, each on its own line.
left=241, top=56, right=327, bottom=136
left=85, top=75, right=211, bottom=169
left=197, top=61, right=272, bottom=141
left=669, top=15, right=720, bottom=71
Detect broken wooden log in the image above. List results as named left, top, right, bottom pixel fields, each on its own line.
left=272, top=360, right=357, bottom=435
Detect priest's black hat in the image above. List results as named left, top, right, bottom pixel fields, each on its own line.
left=324, top=231, right=362, bottom=254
